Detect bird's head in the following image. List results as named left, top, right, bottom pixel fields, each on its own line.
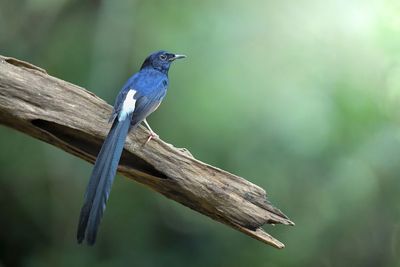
left=140, top=50, right=186, bottom=73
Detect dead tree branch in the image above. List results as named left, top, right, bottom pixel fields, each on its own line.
left=0, top=55, right=294, bottom=248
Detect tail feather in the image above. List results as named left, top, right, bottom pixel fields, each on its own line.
left=77, top=116, right=133, bottom=245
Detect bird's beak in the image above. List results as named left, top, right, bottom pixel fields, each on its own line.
left=170, top=54, right=186, bottom=61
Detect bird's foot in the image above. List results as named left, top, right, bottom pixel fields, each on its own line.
left=144, top=131, right=159, bottom=145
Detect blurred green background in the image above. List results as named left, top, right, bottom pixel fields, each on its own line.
left=1, top=0, right=400, bottom=266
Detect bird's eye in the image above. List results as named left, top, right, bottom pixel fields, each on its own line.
left=159, top=54, right=167, bottom=61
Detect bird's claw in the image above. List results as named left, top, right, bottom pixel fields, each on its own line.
left=144, top=131, right=159, bottom=145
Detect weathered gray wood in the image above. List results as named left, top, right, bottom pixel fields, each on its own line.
left=0, top=55, right=294, bottom=248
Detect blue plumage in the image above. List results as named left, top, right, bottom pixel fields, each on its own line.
left=77, top=51, right=185, bottom=245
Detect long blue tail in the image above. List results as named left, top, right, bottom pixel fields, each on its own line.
left=77, top=116, right=132, bottom=245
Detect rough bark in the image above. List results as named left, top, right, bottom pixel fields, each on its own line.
left=0, top=55, right=294, bottom=248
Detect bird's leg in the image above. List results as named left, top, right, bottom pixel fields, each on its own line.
left=143, top=119, right=159, bottom=144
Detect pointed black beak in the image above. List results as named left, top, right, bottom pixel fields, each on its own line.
left=170, top=54, right=186, bottom=61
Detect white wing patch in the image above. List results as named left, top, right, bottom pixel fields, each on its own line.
left=118, top=89, right=137, bottom=121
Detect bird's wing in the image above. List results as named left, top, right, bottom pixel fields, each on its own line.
left=109, top=73, right=167, bottom=124
left=130, top=86, right=167, bottom=126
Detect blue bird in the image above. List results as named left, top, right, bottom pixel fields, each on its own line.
left=77, top=50, right=186, bottom=245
